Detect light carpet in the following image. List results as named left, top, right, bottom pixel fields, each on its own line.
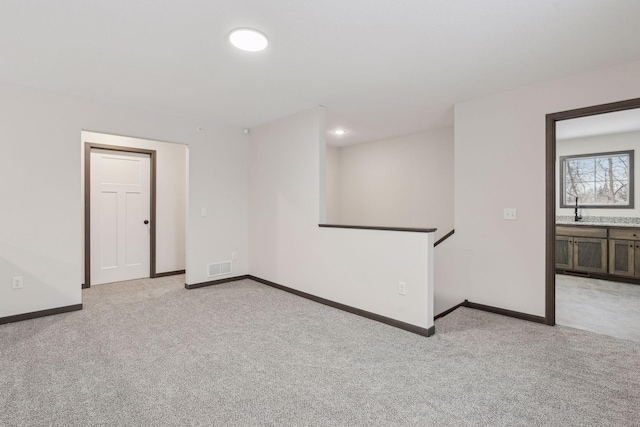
left=1, top=275, right=639, bottom=426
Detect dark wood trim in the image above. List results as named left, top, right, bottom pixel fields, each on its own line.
left=248, top=275, right=434, bottom=337
left=547, top=97, right=640, bottom=122
left=434, top=300, right=547, bottom=324
left=546, top=114, right=557, bottom=326
left=184, top=275, right=250, bottom=289
left=0, top=304, right=83, bottom=325
left=155, top=270, right=186, bottom=278
left=319, top=224, right=436, bottom=233
left=463, top=300, right=546, bottom=324
left=185, top=274, right=433, bottom=336
left=434, top=229, right=455, bottom=247
left=434, top=301, right=465, bottom=319
left=557, top=269, right=589, bottom=278
left=185, top=274, right=434, bottom=336
left=546, top=97, right=640, bottom=327
left=559, top=150, right=634, bottom=209
left=85, top=142, right=157, bottom=288
left=84, top=145, right=90, bottom=287
left=151, top=152, right=157, bottom=279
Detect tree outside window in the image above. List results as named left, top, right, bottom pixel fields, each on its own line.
left=561, top=150, right=634, bottom=208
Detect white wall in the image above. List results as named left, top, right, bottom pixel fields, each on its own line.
left=556, top=131, right=640, bottom=217
left=249, top=107, right=434, bottom=330
left=328, top=129, right=454, bottom=242
left=436, top=59, right=640, bottom=317
left=81, top=131, right=188, bottom=276
left=325, top=145, right=341, bottom=223
left=0, top=80, right=249, bottom=318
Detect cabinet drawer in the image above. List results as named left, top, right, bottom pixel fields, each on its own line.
left=608, top=228, right=640, bottom=240
left=556, top=226, right=607, bottom=238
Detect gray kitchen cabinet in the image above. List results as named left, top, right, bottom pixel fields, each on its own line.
left=557, top=225, right=640, bottom=280
left=555, top=236, right=573, bottom=270
left=609, top=239, right=635, bottom=277
left=572, top=237, right=608, bottom=274
left=556, top=226, right=607, bottom=274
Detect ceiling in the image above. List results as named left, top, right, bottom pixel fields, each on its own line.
left=1, top=1, right=639, bottom=146
left=557, top=108, right=640, bottom=141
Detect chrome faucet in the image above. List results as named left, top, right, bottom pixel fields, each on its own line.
left=574, top=197, right=582, bottom=222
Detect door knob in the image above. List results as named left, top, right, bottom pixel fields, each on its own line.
left=144, top=220, right=149, bottom=225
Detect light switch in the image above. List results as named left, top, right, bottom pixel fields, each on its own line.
left=398, top=281, right=406, bottom=296
left=503, top=208, right=517, bottom=220
left=201, top=208, right=207, bottom=217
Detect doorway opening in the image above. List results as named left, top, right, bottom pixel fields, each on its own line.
left=546, top=97, right=640, bottom=341
left=82, top=131, right=189, bottom=289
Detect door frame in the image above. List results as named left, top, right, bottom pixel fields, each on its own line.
left=84, top=142, right=157, bottom=288
left=545, top=97, right=640, bottom=325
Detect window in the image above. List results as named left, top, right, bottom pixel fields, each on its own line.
left=560, top=150, right=634, bottom=208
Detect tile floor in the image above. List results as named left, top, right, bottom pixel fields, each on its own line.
left=556, top=274, right=640, bottom=342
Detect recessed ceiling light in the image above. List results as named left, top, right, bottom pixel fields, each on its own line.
left=334, top=129, right=347, bottom=135
left=229, top=28, right=269, bottom=52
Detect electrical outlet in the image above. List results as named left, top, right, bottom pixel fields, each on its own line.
left=232, top=252, right=237, bottom=260
left=503, top=208, right=517, bottom=220
left=398, top=281, right=406, bottom=296
left=12, top=276, right=23, bottom=289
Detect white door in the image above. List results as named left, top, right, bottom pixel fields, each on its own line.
left=90, top=149, right=151, bottom=285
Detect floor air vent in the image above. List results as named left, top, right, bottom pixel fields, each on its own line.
left=207, top=261, right=232, bottom=278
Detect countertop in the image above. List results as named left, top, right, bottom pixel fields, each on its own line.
left=556, top=216, right=640, bottom=228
